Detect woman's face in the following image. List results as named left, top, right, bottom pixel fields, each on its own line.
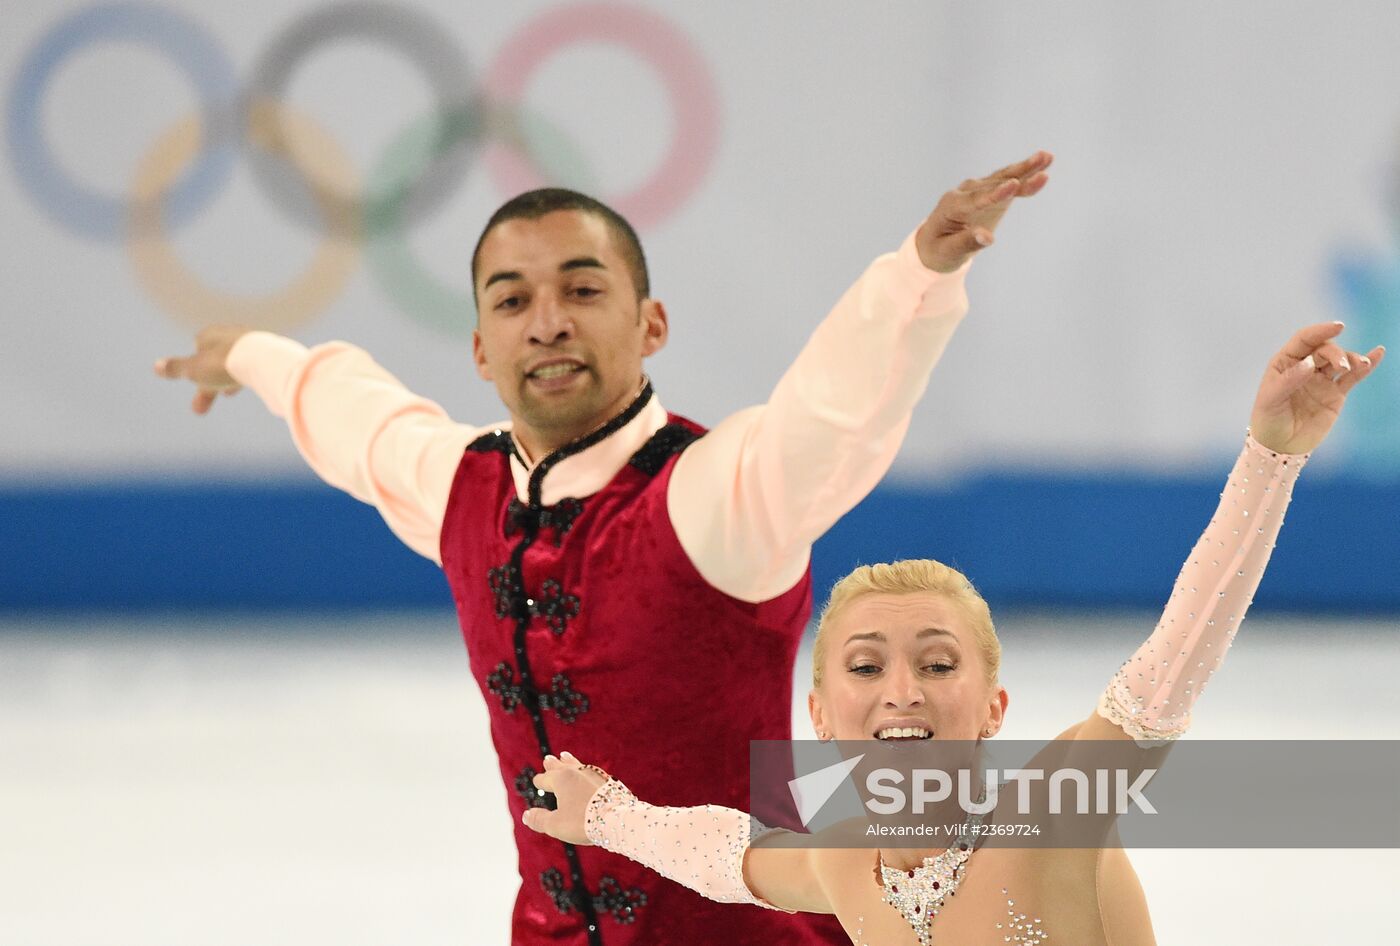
left=809, top=591, right=1007, bottom=743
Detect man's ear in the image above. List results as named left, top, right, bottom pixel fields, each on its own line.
left=639, top=299, right=668, bottom=357
left=472, top=328, right=493, bottom=382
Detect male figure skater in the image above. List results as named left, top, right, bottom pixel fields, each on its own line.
left=155, top=151, right=1051, bottom=945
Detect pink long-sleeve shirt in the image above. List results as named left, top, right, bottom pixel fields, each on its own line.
left=226, top=231, right=969, bottom=603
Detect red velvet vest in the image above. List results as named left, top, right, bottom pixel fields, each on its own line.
left=440, top=393, right=848, bottom=945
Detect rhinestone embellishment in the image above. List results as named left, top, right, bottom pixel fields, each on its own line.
left=876, top=810, right=984, bottom=945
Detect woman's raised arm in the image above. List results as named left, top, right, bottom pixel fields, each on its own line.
left=1082, top=322, right=1383, bottom=743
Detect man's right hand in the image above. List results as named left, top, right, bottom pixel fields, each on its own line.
left=154, top=325, right=251, bottom=415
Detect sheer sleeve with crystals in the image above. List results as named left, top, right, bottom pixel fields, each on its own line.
left=1096, top=434, right=1308, bottom=741
left=584, top=778, right=796, bottom=912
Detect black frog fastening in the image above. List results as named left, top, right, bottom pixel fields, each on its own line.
left=506, top=496, right=584, bottom=544
left=474, top=383, right=667, bottom=944
left=541, top=869, right=649, bottom=925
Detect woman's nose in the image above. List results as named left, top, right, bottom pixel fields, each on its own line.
left=881, top=662, right=925, bottom=708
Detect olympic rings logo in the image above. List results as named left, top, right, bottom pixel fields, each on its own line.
left=6, top=2, right=721, bottom=335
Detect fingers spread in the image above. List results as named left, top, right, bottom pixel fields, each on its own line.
left=974, top=178, right=1020, bottom=209
left=961, top=164, right=1048, bottom=214
left=1315, top=341, right=1352, bottom=375
left=1281, top=321, right=1346, bottom=361
left=192, top=389, right=218, bottom=415
left=1017, top=171, right=1050, bottom=197
left=1337, top=345, right=1385, bottom=395
left=986, top=150, right=1053, bottom=183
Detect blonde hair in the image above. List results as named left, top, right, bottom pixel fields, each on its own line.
left=811, top=559, right=1000, bottom=689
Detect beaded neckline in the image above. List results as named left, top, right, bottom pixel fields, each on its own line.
left=525, top=377, right=653, bottom=505
left=875, top=809, right=984, bottom=946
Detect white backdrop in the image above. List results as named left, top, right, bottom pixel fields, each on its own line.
left=4, top=0, right=1398, bottom=483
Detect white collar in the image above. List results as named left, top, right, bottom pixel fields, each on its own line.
left=488, top=395, right=670, bottom=506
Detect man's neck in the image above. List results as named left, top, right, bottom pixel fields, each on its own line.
left=511, top=429, right=570, bottom=466
left=511, top=379, right=649, bottom=466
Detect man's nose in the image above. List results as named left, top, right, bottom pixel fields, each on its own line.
left=527, top=293, right=575, bottom=345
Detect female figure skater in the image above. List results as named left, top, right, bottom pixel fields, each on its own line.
left=521, top=321, right=1383, bottom=945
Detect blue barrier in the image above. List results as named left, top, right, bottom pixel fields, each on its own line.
left=2, top=474, right=1397, bottom=613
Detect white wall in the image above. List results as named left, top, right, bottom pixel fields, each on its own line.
left=5, top=0, right=1398, bottom=482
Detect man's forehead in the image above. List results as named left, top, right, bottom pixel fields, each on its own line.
left=478, top=210, right=621, bottom=275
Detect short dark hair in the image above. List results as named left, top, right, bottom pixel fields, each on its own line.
left=470, top=188, right=649, bottom=303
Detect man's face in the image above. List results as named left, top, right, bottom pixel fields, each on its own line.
left=472, top=210, right=666, bottom=455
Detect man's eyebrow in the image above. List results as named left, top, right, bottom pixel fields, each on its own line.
left=481, top=257, right=605, bottom=293
left=482, top=270, right=522, bottom=292
left=844, top=627, right=956, bottom=644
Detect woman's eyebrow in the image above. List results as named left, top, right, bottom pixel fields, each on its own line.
left=844, top=627, right=954, bottom=644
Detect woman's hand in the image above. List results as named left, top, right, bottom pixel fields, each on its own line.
left=520, top=752, right=609, bottom=846
left=1249, top=321, right=1385, bottom=455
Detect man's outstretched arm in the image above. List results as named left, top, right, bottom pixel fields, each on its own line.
left=669, top=151, right=1052, bottom=602
left=155, top=326, right=483, bottom=563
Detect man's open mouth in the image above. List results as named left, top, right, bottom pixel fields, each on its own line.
left=527, top=361, right=586, bottom=381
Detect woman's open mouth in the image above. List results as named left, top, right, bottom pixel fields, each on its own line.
left=874, top=726, right=932, bottom=741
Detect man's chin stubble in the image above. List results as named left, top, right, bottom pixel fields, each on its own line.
left=519, top=389, right=602, bottom=437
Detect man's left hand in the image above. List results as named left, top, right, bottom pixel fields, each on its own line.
left=916, top=151, right=1052, bottom=273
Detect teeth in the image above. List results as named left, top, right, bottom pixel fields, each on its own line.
left=531, top=363, right=581, bottom=380
left=876, top=726, right=931, bottom=740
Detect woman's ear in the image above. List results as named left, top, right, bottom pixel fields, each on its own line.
left=808, top=689, right=829, bottom=740
left=982, top=686, right=1009, bottom=737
